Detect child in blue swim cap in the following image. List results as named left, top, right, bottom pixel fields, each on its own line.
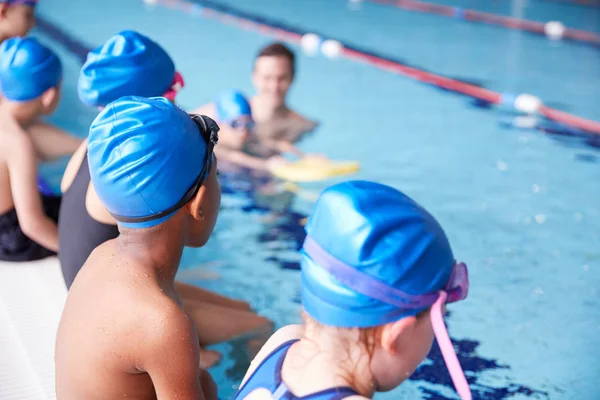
left=77, top=30, right=183, bottom=109
left=213, top=89, right=329, bottom=175
left=56, top=96, right=222, bottom=400
left=0, top=36, right=80, bottom=261
left=212, top=89, right=287, bottom=172
left=58, top=31, right=273, bottom=369
left=0, top=0, right=36, bottom=44
left=234, top=181, right=472, bottom=400
left=60, top=30, right=185, bottom=276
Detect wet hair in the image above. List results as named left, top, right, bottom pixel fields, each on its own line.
left=254, top=42, right=295, bottom=78
left=301, top=312, right=380, bottom=394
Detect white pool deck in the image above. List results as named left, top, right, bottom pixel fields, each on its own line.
left=0, top=257, right=66, bottom=400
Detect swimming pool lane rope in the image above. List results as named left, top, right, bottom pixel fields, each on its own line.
left=363, top=0, right=600, bottom=47
left=531, top=0, right=600, bottom=7
left=139, top=0, right=600, bottom=135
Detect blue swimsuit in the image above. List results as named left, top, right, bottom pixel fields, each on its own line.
left=234, top=340, right=360, bottom=400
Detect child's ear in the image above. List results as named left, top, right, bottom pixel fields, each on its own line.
left=380, top=316, right=418, bottom=356
left=41, top=86, right=58, bottom=108
left=188, top=185, right=206, bottom=221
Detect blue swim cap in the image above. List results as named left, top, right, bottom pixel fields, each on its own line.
left=0, top=0, right=37, bottom=6
left=78, top=30, right=176, bottom=107
left=301, top=181, right=455, bottom=328
left=216, top=90, right=252, bottom=123
left=87, top=96, right=209, bottom=229
left=0, top=37, right=62, bottom=101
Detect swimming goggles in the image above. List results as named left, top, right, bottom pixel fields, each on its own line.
left=163, top=71, right=185, bottom=102
left=110, top=114, right=219, bottom=224
left=229, top=117, right=255, bottom=131
left=302, top=235, right=472, bottom=400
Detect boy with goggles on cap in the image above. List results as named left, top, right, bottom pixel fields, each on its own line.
left=234, top=181, right=472, bottom=400
left=59, top=30, right=273, bottom=369
left=56, top=97, right=222, bottom=400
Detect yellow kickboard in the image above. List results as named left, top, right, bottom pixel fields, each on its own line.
left=271, top=158, right=360, bottom=182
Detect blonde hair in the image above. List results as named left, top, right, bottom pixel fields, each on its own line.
left=300, top=311, right=381, bottom=394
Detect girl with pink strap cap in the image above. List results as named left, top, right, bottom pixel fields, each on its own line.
left=234, top=180, right=471, bottom=400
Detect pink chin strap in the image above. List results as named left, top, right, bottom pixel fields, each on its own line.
left=163, top=71, right=184, bottom=102
left=431, top=292, right=472, bottom=400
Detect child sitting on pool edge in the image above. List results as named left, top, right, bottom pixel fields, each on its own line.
left=234, top=181, right=472, bottom=400
left=1, top=1, right=82, bottom=162
left=0, top=37, right=69, bottom=261
left=58, top=30, right=273, bottom=369
left=56, top=97, right=221, bottom=399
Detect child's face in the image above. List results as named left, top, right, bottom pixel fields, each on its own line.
left=186, top=159, right=221, bottom=247
left=1, top=4, right=35, bottom=38
left=227, top=116, right=253, bottom=149
left=371, top=309, right=435, bottom=391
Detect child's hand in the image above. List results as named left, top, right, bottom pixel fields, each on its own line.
left=302, top=153, right=329, bottom=164
left=266, top=155, right=288, bottom=171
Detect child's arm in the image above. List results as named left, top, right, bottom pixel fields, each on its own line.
left=215, top=147, right=287, bottom=172
left=144, top=307, right=215, bottom=400
left=240, top=324, right=303, bottom=387
left=7, top=131, right=59, bottom=252
left=29, top=121, right=82, bottom=161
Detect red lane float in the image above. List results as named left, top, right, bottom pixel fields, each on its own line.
left=367, top=0, right=600, bottom=46
left=143, top=0, right=600, bottom=135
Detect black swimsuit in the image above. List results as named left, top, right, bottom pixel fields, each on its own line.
left=0, top=195, right=61, bottom=262
left=58, top=153, right=118, bottom=288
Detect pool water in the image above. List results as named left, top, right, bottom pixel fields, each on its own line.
left=33, top=0, right=599, bottom=399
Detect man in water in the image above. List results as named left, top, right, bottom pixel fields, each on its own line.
left=55, top=97, right=220, bottom=399
left=250, top=42, right=318, bottom=146
left=194, top=42, right=317, bottom=158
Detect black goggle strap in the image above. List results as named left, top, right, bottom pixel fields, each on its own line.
left=109, top=114, right=220, bottom=224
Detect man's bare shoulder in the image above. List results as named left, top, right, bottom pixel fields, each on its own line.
left=282, top=110, right=318, bottom=142
left=289, top=110, right=315, bottom=126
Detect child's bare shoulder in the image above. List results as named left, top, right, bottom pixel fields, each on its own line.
left=0, top=118, right=37, bottom=172
left=133, top=281, right=196, bottom=342
left=132, top=287, right=200, bottom=374
left=0, top=114, right=31, bottom=155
